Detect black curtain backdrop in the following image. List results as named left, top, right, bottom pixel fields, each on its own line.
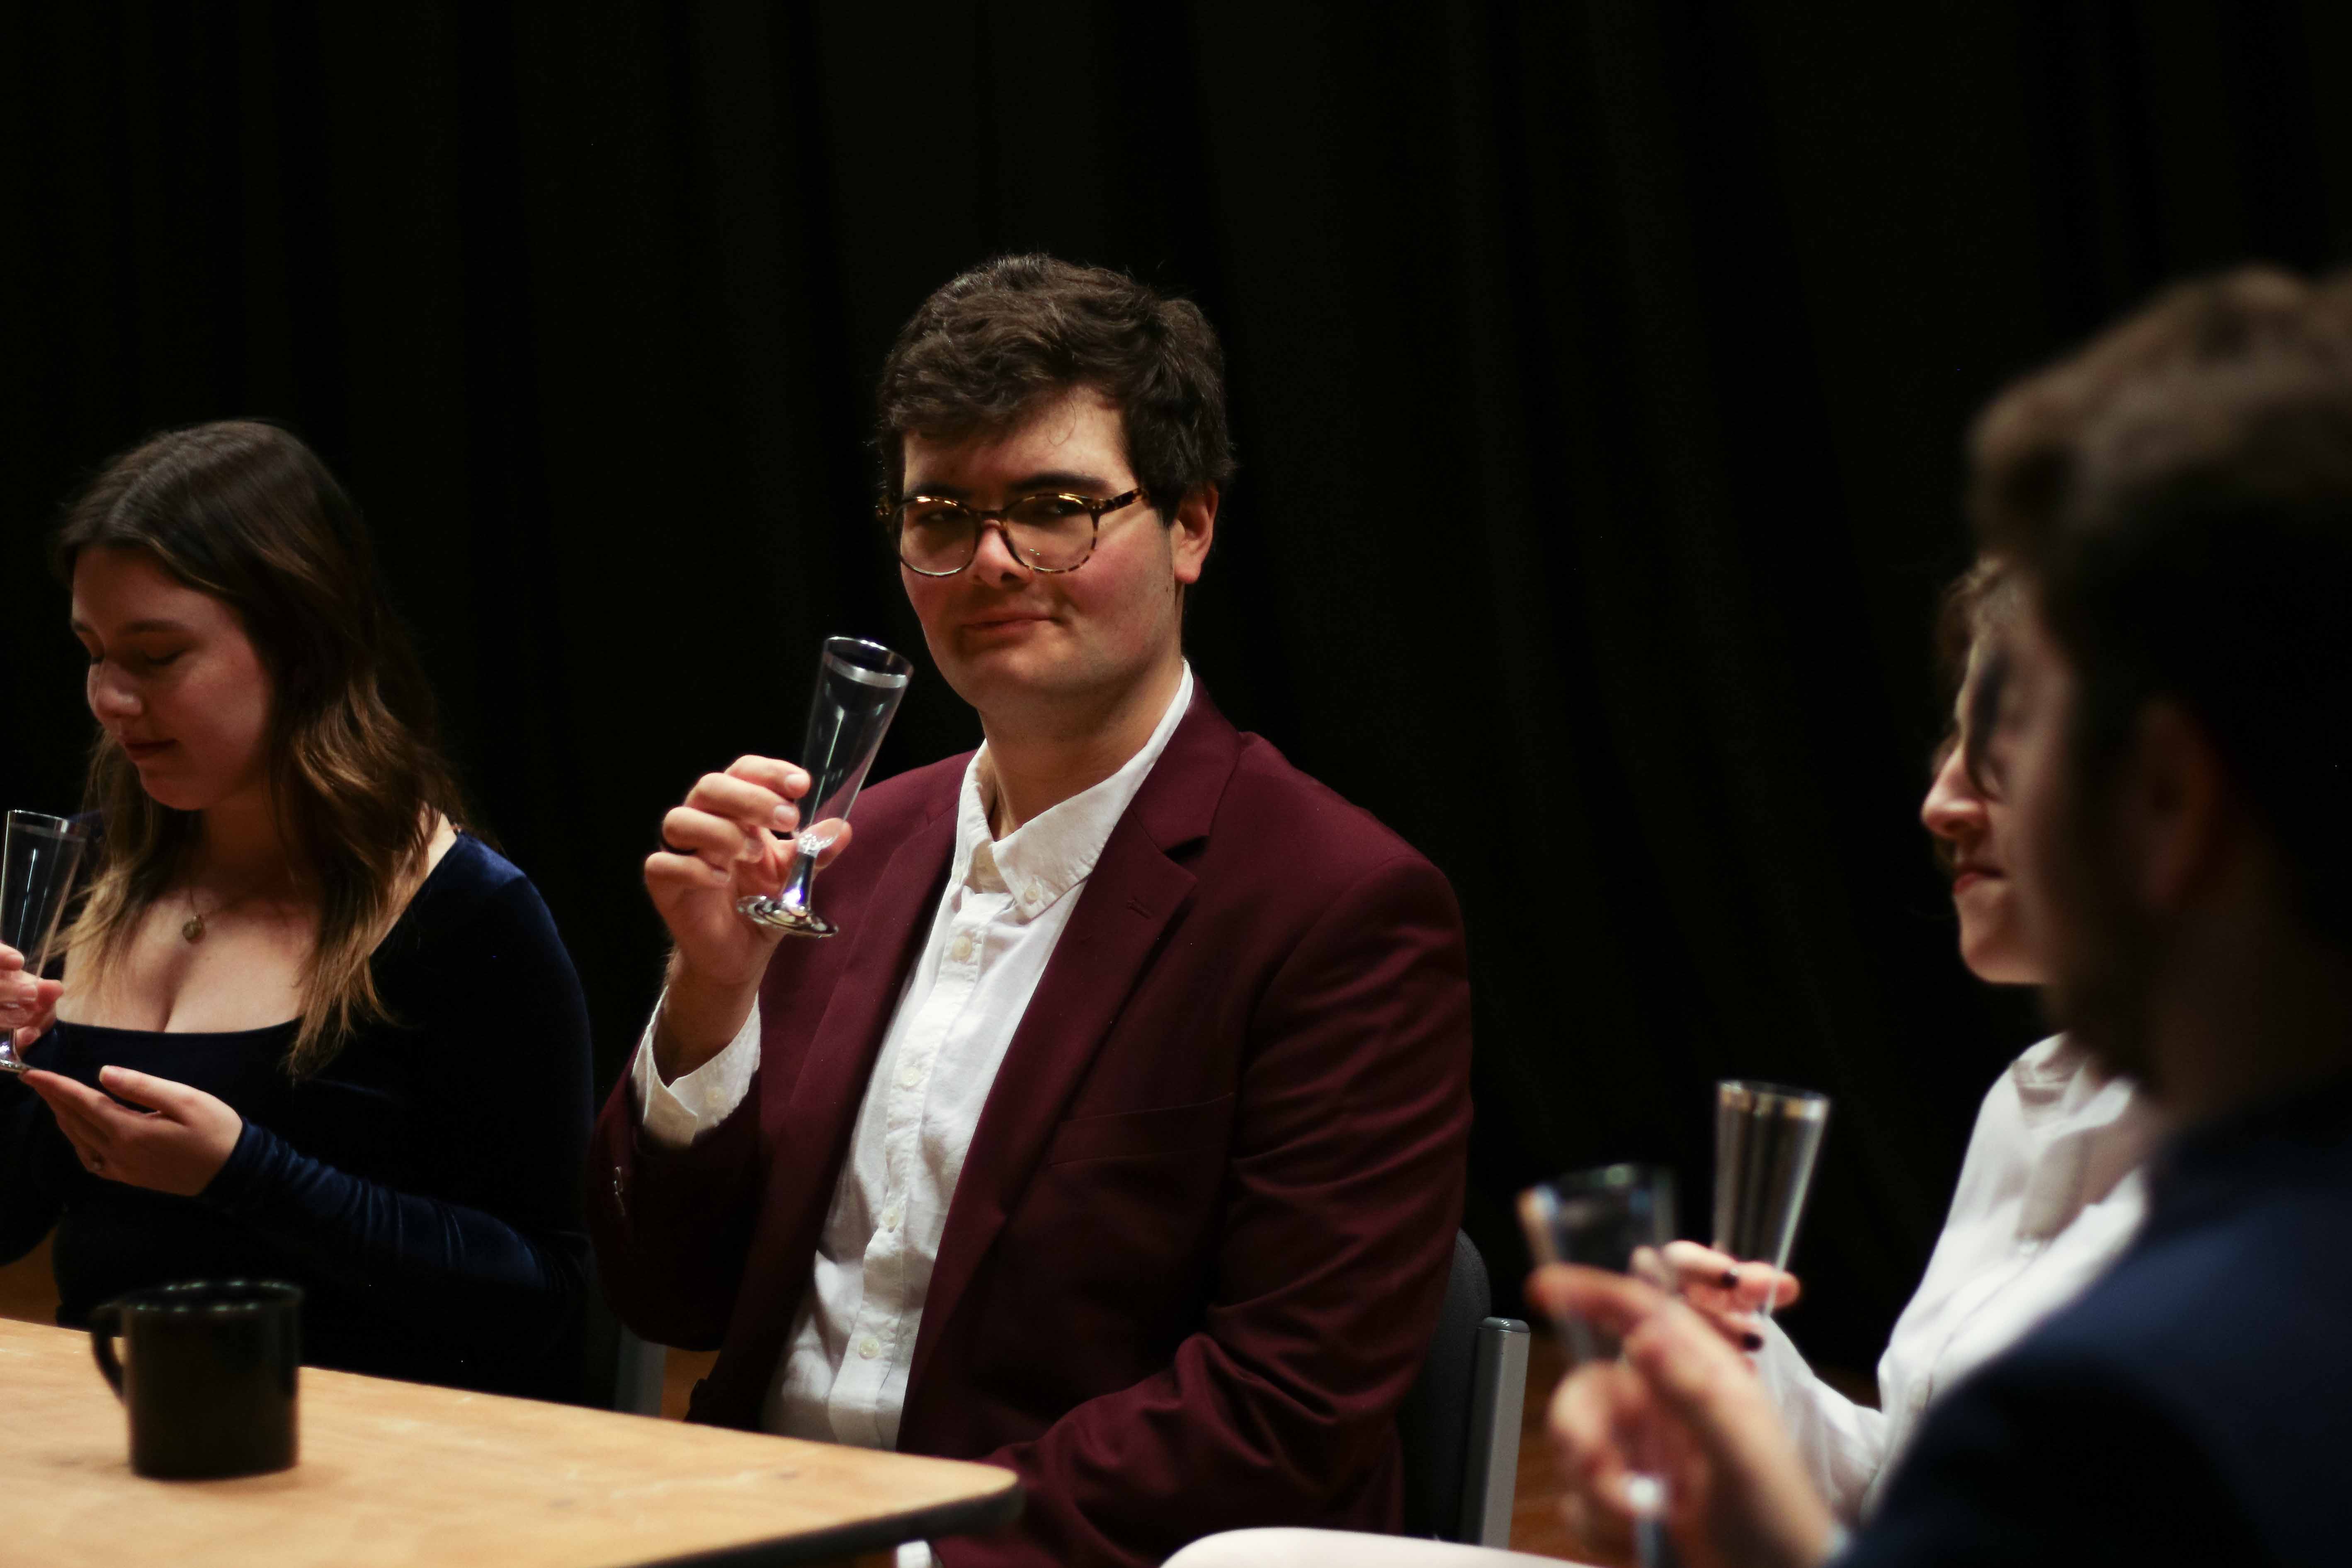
left=4, top=2, right=2348, bottom=1381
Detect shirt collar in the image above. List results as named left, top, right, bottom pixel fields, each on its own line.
left=947, top=663, right=1196, bottom=922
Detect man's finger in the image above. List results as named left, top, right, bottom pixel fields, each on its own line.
left=1622, top=1300, right=1767, bottom=1442
left=684, top=773, right=800, bottom=835
left=722, top=756, right=812, bottom=801
left=1528, top=1262, right=1673, bottom=1340
left=658, top=807, right=767, bottom=868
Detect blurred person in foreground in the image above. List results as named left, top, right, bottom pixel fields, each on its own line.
left=1541, top=266, right=2352, bottom=1567
left=0, top=420, right=593, bottom=1399
left=587, top=256, right=1473, bottom=1568
left=1163, top=566, right=2163, bottom=1568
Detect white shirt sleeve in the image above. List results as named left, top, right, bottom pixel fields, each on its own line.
left=1752, top=1315, right=1890, bottom=1523
left=629, top=991, right=762, bottom=1148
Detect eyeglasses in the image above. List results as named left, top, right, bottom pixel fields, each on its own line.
left=883, top=488, right=1150, bottom=577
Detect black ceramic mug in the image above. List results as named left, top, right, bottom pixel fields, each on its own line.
left=88, top=1280, right=301, bottom=1479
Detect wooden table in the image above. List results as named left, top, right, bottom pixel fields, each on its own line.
left=2, top=1317, right=1020, bottom=1567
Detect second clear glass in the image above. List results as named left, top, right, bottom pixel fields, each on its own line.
left=1711, top=1079, right=1832, bottom=1320
left=1, top=810, right=92, bottom=1073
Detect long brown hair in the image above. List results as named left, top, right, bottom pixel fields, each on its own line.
left=53, top=420, right=468, bottom=1074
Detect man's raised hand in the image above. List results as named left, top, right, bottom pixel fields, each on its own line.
left=643, top=756, right=851, bottom=1078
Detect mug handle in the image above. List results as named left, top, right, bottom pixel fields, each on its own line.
left=89, top=1303, right=126, bottom=1398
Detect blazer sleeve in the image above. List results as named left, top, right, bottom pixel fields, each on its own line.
left=940, top=852, right=1475, bottom=1568
left=584, top=1032, right=765, bottom=1351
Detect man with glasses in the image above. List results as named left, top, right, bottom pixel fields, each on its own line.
left=589, top=256, right=1474, bottom=1568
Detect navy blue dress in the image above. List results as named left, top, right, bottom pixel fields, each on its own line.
left=0, top=835, right=593, bottom=1402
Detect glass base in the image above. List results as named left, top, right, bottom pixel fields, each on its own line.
left=0, top=1041, right=27, bottom=1075
left=735, top=893, right=838, bottom=938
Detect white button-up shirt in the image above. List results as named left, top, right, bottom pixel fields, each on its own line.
left=631, top=664, right=1195, bottom=1451
left=1755, top=1034, right=2166, bottom=1520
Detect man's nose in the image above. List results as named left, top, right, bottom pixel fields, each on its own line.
left=969, top=519, right=1034, bottom=585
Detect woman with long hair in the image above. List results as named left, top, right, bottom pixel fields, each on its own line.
left=1650, top=560, right=2167, bottom=1523
left=0, top=420, right=592, bottom=1399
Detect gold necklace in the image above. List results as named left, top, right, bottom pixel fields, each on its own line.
left=179, top=870, right=284, bottom=943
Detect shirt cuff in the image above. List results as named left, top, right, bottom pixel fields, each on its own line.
left=631, top=991, right=760, bottom=1148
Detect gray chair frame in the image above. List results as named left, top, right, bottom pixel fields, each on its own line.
left=1398, top=1230, right=1532, bottom=1545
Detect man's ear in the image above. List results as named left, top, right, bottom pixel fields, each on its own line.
left=1170, top=485, right=1217, bottom=586
left=2124, top=699, right=2232, bottom=913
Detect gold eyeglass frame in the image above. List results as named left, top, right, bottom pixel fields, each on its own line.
left=882, top=488, right=1150, bottom=576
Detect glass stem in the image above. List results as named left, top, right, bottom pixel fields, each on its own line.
left=779, top=847, right=819, bottom=914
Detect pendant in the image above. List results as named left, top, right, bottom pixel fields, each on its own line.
left=182, top=915, right=205, bottom=943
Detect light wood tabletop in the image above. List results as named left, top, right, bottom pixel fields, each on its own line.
left=2, top=1316, right=1020, bottom=1568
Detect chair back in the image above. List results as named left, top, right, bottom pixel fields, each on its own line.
left=1398, top=1231, right=1528, bottom=1543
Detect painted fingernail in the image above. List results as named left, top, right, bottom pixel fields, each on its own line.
left=1743, top=1331, right=1764, bottom=1351
left=1719, top=1270, right=1739, bottom=1288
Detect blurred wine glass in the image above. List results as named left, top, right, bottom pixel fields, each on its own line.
left=1520, top=1163, right=1680, bottom=1567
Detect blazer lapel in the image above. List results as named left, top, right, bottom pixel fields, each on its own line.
left=907, top=694, right=1241, bottom=1397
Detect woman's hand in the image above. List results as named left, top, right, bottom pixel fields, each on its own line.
left=0, top=943, right=63, bottom=1055
left=1662, top=1240, right=1802, bottom=1352
left=21, top=1067, right=244, bottom=1197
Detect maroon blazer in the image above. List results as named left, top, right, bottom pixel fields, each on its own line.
left=589, top=690, right=1473, bottom=1568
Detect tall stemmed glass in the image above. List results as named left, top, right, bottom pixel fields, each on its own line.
left=1520, top=1163, right=1681, bottom=1568
left=736, top=637, right=913, bottom=938
left=1, top=811, right=92, bottom=1073
left=1711, top=1080, right=1832, bottom=1322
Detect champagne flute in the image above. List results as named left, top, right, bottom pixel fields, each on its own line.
left=1711, top=1080, right=1831, bottom=1321
left=736, top=637, right=913, bottom=938
left=1, top=811, right=92, bottom=1073
left=1520, top=1163, right=1680, bottom=1568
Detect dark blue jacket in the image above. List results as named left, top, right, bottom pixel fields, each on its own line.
left=1845, top=1073, right=2352, bottom=1567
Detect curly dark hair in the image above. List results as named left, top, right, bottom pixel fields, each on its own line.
left=873, top=255, right=1236, bottom=514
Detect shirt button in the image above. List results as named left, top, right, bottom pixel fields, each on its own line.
left=858, top=1336, right=881, bottom=1360
left=880, top=1203, right=902, bottom=1229
left=1021, top=885, right=1042, bottom=909
left=898, top=1063, right=923, bottom=1089
left=951, top=932, right=976, bottom=962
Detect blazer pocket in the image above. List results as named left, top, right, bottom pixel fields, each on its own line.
left=1042, top=1093, right=1235, bottom=1167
